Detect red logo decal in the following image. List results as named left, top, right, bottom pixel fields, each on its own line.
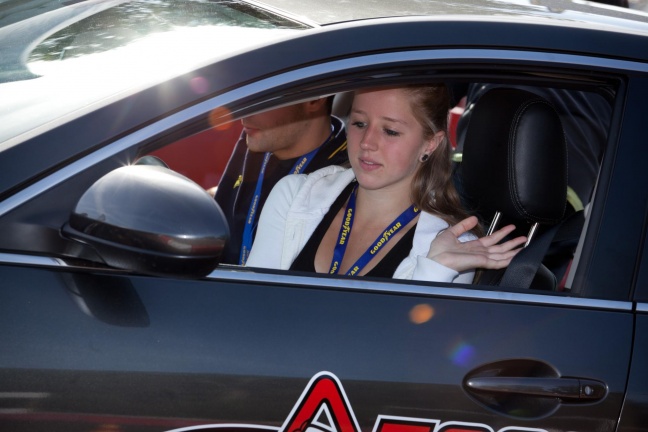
left=373, top=415, right=439, bottom=432
left=280, top=372, right=360, bottom=432
left=164, top=372, right=549, bottom=432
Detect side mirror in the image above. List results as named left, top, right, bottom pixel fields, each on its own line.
left=63, top=164, right=229, bottom=278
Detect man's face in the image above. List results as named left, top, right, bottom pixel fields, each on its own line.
left=241, top=104, right=310, bottom=157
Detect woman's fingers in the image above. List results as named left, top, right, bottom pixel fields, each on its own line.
left=481, top=248, right=522, bottom=267
left=478, top=233, right=527, bottom=268
left=479, top=224, right=516, bottom=246
left=487, top=235, right=527, bottom=253
left=427, top=218, right=528, bottom=272
left=446, top=216, right=479, bottom=238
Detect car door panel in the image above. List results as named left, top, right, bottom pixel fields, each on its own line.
left=0, top=263, right=633, bottom=431
left=617, top=311, right=648, bottom=432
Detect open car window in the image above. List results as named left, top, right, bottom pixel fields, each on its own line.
left=140, top=78, right=615, bottom=296
left=0, top=18, right=634, bottom=302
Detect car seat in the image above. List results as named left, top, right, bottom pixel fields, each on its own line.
left=332, top=91, right=353, bottom=121
left=459, top=87, right=578, bottom=290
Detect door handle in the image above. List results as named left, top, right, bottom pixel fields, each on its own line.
left=465, top=376, right=606, bottom=401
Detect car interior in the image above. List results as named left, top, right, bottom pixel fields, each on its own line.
left=0, top=61, right=615, bottom=298
left=458, top=87, right=576, bottom=291
left=138, top=78, right=612, bottom=294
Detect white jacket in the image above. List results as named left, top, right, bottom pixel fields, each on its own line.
left=246, top=166, right=475, bottom=283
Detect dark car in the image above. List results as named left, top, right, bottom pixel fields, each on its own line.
left=1, top=1, right=648, bottom=432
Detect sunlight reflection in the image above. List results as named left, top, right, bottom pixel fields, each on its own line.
left=409, top=303, right=435, bottom=324
left=190, top=76, right=210, bottom=95
left=447, top=339, right=476, bottom=367
left=209, top=106, right=235, bottom=131
left=28, top=26, right=298, bottom=90
left=3, top=26, right=296, bottom=145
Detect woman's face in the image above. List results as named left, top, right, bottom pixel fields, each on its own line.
left=347, top=88, right=436, bottom=193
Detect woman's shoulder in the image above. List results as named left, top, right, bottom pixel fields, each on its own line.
left=264, top=165, right=354, bottom=216
left=281, top=165, right=353, bottom=207
left=305, top=165, right=352, bottom=183
left=273, top=164, right=348, bottom=188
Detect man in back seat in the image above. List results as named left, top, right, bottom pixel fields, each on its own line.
left=214, top=96, right=348, bottom=265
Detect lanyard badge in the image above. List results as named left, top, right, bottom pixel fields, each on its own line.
left=328, top=184, right=419, bottom=276
left=239, top=146, right=321, bottom=265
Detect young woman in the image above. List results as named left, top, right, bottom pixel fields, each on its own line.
left=245, top=84, right=525, bottom=283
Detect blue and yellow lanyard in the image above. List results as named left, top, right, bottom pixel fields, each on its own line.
left=328, top=184, right=420, bottom=276
left=239, top=146, right=321, bottom=265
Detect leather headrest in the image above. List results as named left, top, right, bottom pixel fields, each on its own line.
left=461, top=88, right=567, bottom=225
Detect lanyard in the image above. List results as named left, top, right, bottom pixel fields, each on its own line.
left=328, top=184, right=420, bottom=276
left=239, top=146, right=321, bottom=265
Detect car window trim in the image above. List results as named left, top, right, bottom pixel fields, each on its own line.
left=0, top=251, right=634, bottom=312
left=0, top=48, right=642, bottom=303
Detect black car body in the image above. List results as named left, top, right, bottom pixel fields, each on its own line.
left=1, top=1, right=648, bottom=431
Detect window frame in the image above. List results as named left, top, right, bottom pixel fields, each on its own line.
left=0, top=45, right=644, bottom=303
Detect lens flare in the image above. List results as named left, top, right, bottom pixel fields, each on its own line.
left=209, top=106, right=234, bottom=131
left=447, top=339, right=476, bottom=367
left=409, top=303, right=435, bottom=324
left=189, top=76, right=209, bottom=95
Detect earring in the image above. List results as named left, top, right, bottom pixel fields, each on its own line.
left=420, top=153, right=430, bottom=163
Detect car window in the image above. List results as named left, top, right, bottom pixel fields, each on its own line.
left=0, top=10, right=634, bottom=301
left=142, top=81, right=616, bottom=296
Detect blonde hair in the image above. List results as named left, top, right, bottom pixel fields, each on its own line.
left=403, top=84, right=474, bottom=229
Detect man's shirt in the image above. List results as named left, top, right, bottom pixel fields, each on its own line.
left=215, top=116, right=348, bottom=264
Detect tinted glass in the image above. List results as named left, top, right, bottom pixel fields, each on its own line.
left=28, top=0, right=309, bottom=64
left=0, top=0, right=309, bottom=146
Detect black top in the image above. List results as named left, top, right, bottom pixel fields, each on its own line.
left=290, top=182, right=416, bottom=278
left=215, top=116, right=348, bottom=264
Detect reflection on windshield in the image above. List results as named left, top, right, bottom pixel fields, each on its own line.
left=29, top=0, right=308, bottom=64
left=0, top=0, right=310, bottom=146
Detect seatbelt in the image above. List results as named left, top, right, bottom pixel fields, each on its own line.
left=498, top=210, right=584, bottom=290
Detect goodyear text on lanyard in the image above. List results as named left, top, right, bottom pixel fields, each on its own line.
left=328, top=184, right=419, bottom=276
left=239, top=146, right=321, bottom=265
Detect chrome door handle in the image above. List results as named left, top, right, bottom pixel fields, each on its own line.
left=465, top=377, right=607, bottom=401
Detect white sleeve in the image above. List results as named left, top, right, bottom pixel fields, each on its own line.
left=245, top=174, right=306, bottom=269
left=394, top=221, right=477, bottom=283
left=411, top=256, right=475, bottom=283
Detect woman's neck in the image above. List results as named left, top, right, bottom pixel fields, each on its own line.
left=355, top=182, right=414, bottom=222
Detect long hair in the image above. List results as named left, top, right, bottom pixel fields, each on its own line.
left=404, top=84, right=475, bottom=230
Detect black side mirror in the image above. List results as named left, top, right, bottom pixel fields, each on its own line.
left=63, top=164, right=229, bottom=278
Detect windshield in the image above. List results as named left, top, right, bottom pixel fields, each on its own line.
left=0, top=0, right=310, bottom=146
left=28, top=0, right=308, bottom=64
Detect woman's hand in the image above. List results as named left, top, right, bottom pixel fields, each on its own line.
left=427, top=216, right=527, bottom=272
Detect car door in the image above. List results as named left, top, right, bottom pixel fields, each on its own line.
left=1, top=20, right=646, bottom=432
left=0, top=261, right=635, bottom=432
left=0, top=88, right=637, bottom=432
left=617, top=77, right=648, bottom=431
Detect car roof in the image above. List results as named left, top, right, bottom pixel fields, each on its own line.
left=255, top=0, right=648, bottom=33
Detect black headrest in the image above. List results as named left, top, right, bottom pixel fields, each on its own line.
left=461, top=88, right=567, bottom=225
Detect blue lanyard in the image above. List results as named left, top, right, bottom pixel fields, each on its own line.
left=239, top=146, right=321, bottom=265
left=328, top=184, right=420, bottom=276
